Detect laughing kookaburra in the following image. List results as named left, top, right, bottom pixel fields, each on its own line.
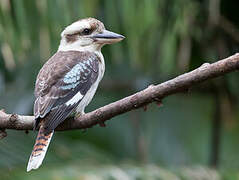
left=27, top=17, right=124, bottom=172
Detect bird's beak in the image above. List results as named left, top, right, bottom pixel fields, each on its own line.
left=92, top=30, right=125, bottom=44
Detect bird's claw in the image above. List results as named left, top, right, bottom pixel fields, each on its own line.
left=74, top=111, right=85, bottom=120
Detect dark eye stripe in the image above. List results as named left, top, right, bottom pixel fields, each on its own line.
left=66, top=34, right=78, bottom=43
left=65, top=28, right=93, bottom=43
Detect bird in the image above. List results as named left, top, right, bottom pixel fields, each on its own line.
left=27, top=17, right=124, bottom=172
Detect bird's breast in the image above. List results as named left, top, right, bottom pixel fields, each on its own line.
left=76, top=52, right=105, bottom=113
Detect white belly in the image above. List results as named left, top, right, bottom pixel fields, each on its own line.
left=76, top=52, right=105, bottom=113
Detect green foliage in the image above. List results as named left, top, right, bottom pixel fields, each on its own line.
left=0, top=0, right=239, bottom=179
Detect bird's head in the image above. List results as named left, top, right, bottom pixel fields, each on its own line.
left=58, top=18, right=124, bottom=52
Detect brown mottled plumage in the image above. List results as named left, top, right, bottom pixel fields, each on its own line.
left=34, top=51, right=100, bottom=132
left=27, top=17, right=124, bottom=172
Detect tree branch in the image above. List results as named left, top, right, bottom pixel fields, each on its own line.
left=1, top=53, right=239, bottom=131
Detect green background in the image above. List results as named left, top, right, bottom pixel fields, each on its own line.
left=0, top=0, right=239, bottom=179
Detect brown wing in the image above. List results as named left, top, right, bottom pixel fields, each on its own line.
left=34, top=51, right=99, bottom=132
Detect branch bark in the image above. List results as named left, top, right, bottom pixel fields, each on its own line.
left=1, top=53, right=239, bottom=131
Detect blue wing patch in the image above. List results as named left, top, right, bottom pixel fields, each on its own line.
left=34, top=51, right=100, bottom=133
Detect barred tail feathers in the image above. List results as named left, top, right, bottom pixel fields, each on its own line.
left=27, top=126, right=54, bottom=172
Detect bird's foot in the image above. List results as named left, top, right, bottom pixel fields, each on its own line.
left=74, top=111, right=85, bottom=120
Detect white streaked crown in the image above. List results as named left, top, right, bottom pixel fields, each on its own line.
left=61, top=18, right=104, bottom=37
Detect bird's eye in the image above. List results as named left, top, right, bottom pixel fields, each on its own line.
left=81, top=28, right=91, bottom=35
